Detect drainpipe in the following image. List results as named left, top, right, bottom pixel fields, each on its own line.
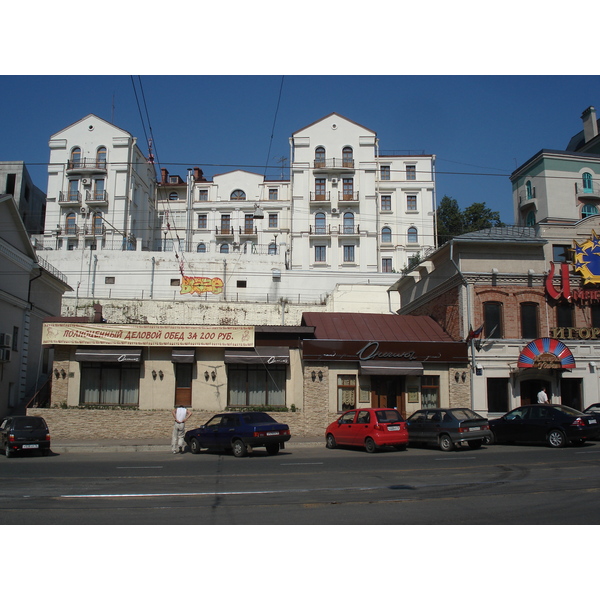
left=91, top=254, right=98, bottom=298
left=150, top=256, right=156, bottom=299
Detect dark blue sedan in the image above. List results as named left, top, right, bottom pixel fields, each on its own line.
left=184, top=412, right=291, bottom=457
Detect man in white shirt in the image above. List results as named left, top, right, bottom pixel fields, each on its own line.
left=537, top=387, right=549, bottom=404
left=171, top=405, right=192, bottom=453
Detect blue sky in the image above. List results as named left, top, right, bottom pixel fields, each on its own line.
left=1, top=74, right=599, bottom=224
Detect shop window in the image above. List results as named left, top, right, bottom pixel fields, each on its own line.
left=520, top=302, right=539, bottom=339
left=337, top=374, right=356, bottom=412
left=487, top=378, right=509, bottom=413
left=591, top=305, right=600, bottom=328
left=227, top=364, right=286, bottom=407
left=80, top=363, right=140, bottom=405
left=552, top=244, right=571, bottom=263
left=421, top=376, right=439, bottom=409
left=483, top=301, right=503, bottom=338
left=556, top=303, right=573, bottom=328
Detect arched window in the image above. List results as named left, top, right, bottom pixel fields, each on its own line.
left=315, top=146, right=326, bottom=167
left=483, top=301, right=503, bottom=338
left=70, top=147, right=82, bottom=168
left=582, top=203, right=598, bottom=218
left=343, top=212, right=354, bottom=234
left=521, top=302, right=539, bottom=338
left=230, top=189, right=246, bottom=201
left=315, top=212, right=326, bottom=234
left=92, top=211, right=103, bottom=235
left=220, top=243, right=229, bottom=254
left=168, top=192, right=179, bottom=201
left=96, top=146, right=107, bottom=168
left=268, top=242, right=277, bottom=255
left=583, top=172, right=593, bottom=192
left=526, top=210, right=536, bottom=227
left=381, top=226, right=392, bottom=244
left=526, top=180, right=535, bottom=200
left=65, top=212, right=77, bottom=235
left=342, top=146, right=353, bottom=167
left=407, top=226, right=418, bottom=243
left=197, top=243, right=206, bottom=253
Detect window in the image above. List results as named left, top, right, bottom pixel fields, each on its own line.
left=93, top=179, right=105, bottom=202
left=230, top=189, right=246, bottom=201
left=342, top=178, right=354, bottom=200
left=381, top=195, right=391, bottom=211
left=105, top=276, right=115, bottom=284
left=268, top=242, right=277, bottom=255
left=228, top=364, right=286, bottom=407
left=487, top=378, right=509, bottom=413
left=406, top=165, right=416, bottom=180
left=315, top=147, right=325, bottom=167
left=198, top=189, right=208, bottom=201
left=68, top=179, right=79, bottom=203
left=70, top=147, right=82, bottom=168
left=552, top=245, right=571, bottom=263
left=406, top=195, right=417, bottom=211
left=483, top=302, right=503, bottom=338
left=65, top=212, right=77, bottom=235
left=380, top=165, right=390, bottom=180
left=315, top=212, right=326, bottom=234
left=96, top=146, right=107, bottom=168
left=556, top=303, right=573, bottom=328
left=244, top=214, right=254, bottom=233
left=337, top=375, right=356, bottom=411
left=343, top=212, right=354, bottom=234
left=269, top=188, right=278, bottom=200
left=220, top=243, right=230, bottom=254
left=582, top=203, right=598, bottom=217
left=236, top=280, right=247, bottom=288
left=526, top=210, right=536, bottom=227
left=170, top=279, right=180, bottom=286
left=583, top=172, right=593, bottom=192
left=526, top=180, right=535, bottom=200
left=197, top=214, right=207, bottom=229
left=592, top=305, right=600, bottom=328
left=80, top=362, right=139, bottom=406
left=12, top=327, right=18, bottom=352
left=381, top=227, right=392, bottom=244
left=92, top=211, right=103, bottom=235
left=343, top=245, right=355, bottom=263
left=268, top=213, right=278, bottom=228
left=421, top=376, right=440, bottom=409
left=382, top=258, right=393, bottom=273
left=197, top=243, right=206, bottom=253
left=315, top=178, right=326, bottom=200
left=168, top=192, right=179, bottom=201
left=407, top=226, right=418, bottom=243
left=220, top=214, right=231, bottom=233
left=342, top=146, right=353, bottom=167
left=521, top=302, right=539, bottom=339
left=315, top=245, right=326, bottom=262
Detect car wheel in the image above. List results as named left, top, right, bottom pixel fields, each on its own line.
left=364, top=437, right=377, bottom=453
left=483, top=432, right=495, bottom=445
left=266, top=444, right=280, bottom=455
left=548, top=429, right=566, bottom=448
left=190, top=438, right=202, bottom=454
left=439, top=434, right=454, bottom=452
left=468, top=439, right=483, bottom=449
left=394, top=444, right=407, bottom=451
left=5, top=445, right=12, bottom=458
left=232, top=439, right=248, bottom=458
left=326, top=433, right=337, bottom=449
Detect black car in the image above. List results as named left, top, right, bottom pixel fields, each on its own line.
left=406, top=408, right=490, bottom=451
left=583, top=403, right=600, bottom=415
left=488, top=404, right=600, bottom=447
left=184, top=412, right=291, bottom=457
left=0, top=416, right=51, bottom=457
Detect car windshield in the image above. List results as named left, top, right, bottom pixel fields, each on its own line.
left=450, top=409, right=483, bottom=421
left=376, top=410, right=403, bottom=423
left=13, top=417, right=46, bottom=430
left=242, top=413, right=277, bottom=424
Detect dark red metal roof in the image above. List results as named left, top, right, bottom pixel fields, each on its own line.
left=301, top=312, right=454, bottom=342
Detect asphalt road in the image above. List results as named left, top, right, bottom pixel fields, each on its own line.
left=2, top=441, right=600, bottom=525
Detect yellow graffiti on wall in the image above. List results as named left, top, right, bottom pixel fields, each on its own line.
left=180, top=276, right=224, bottom=295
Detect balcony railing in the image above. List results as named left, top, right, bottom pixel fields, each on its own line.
left=215, top=226, right=234, bottom=237
left=86, top=190, right=108, bottom=205
left=313, top=158, right=354, bottom=170
left=239, top=226, right=258, bottom=236
left=576, top=181, right=600, bottom=198
left=83, top=225, right=106, bottom=237
left=58, top=191, right=82, bottom=205
left=338, top=191, right=359, bottom=202
left=310, top=191, right=330, bottom=202
left=67, top=158, right=107, bottom=172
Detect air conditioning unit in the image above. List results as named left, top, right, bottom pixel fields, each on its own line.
left=82, top=178, right=90, bottom=185
left=331, top=208, right=338, bottom=214
left=0, top=348, right=11, bottom=362
left=80, top=206, right=89, bottom=215
left=331, top=178, right=338, bottom=184
left=0, top=333, right=12, bottom=348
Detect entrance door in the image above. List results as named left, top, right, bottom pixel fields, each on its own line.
left=561, top=379, right=582, bottom=411
left=520, top=379, right=549, bottom=406
left=371, top=377, right=404, bottom=416
left=175, top=363, right=193, bottom=407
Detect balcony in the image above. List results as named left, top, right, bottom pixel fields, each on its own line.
left=215, top=226, right=234, bottom=238
left=66, top=158, right=107, bottom=174
left=338, top=191, right=359, bottom=204
left=83, top=225, right=106, bottom=237
left=239, top=226, right=258, bottom=238
left=577, top=181, right=600, bottom=199
left=338, top=225, right=360, bottom=236
left=309, top=225, right=331, bottom=236
left=58, top=191, right=82, bottom=206
left=60, top=225, right=80, bottom=237
left=86, top=190, right=109, bottom=206
left=310, top=191, right=331, bottom=204
left=313, top=158, right=355, bottom=172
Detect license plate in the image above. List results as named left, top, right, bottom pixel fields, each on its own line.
left=388, top=425, right=400, bottom=431
left=266, top=431, right=279, bottom=436
left=469, top=427, right=481, bottom=431
left=22, top=444, right=39, bottom=449
left=589, top=419, right=597, bottom=424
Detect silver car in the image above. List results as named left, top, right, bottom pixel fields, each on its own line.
left=406, top=408, right=490, bottom=451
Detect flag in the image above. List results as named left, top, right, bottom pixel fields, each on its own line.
left=467, top=324, right=484, bottom=342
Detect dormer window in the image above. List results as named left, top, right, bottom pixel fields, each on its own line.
left=230, top=189, right=246, bottom=201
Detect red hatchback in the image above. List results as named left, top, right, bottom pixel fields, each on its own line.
left=325, top=408, right=409, bottom=453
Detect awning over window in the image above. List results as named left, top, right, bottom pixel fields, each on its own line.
left=224, top=346, right=290, bottom=365
left=171, top=348, right=196, bottom=363
left=359, top=361, right=423, bottom=376
left=74, top=347, right=143, bottom=363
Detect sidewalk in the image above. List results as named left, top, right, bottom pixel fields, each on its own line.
left=50, top=436, right=324, bottom=453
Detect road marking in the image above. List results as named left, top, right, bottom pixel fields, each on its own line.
left=116, top=466, right=164, bottom=469
left=283, top=462, right=324, bottom=466
left=435, top=457, right=477, bottom=461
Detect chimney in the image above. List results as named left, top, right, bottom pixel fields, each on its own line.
left=193, top=167, right=206, bottom=182
left=581, top=106, right=598, bottom=143
left=161, top=168, right=169, bottom=184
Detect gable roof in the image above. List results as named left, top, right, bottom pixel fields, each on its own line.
left=292, top=113, right=377, bottom=136
left=50, top=113, right=133, bottom=139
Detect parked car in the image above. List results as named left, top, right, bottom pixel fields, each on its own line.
left=325, top=408, right=408, bottom=453
left=184, top=412, right=291, bottom=457
left=488, top=404, right=600, bottom=447
left=0, top=416, right=51, bottom=458
left=406, top=408, right=490, bottom=451
left=583, top=403, right=600, bottom=415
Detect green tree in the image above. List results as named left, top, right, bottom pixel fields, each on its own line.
left=436, top=196, right=504, bottom=244
left=462, top=202, right=504, bottom=232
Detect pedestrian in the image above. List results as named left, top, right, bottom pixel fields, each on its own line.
left=171, top=405, right=192, bottom=454
left=537, top=386, right=549, bottom=404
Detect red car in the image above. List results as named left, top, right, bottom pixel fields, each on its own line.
left=325, top=408, right=409, bottom=453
